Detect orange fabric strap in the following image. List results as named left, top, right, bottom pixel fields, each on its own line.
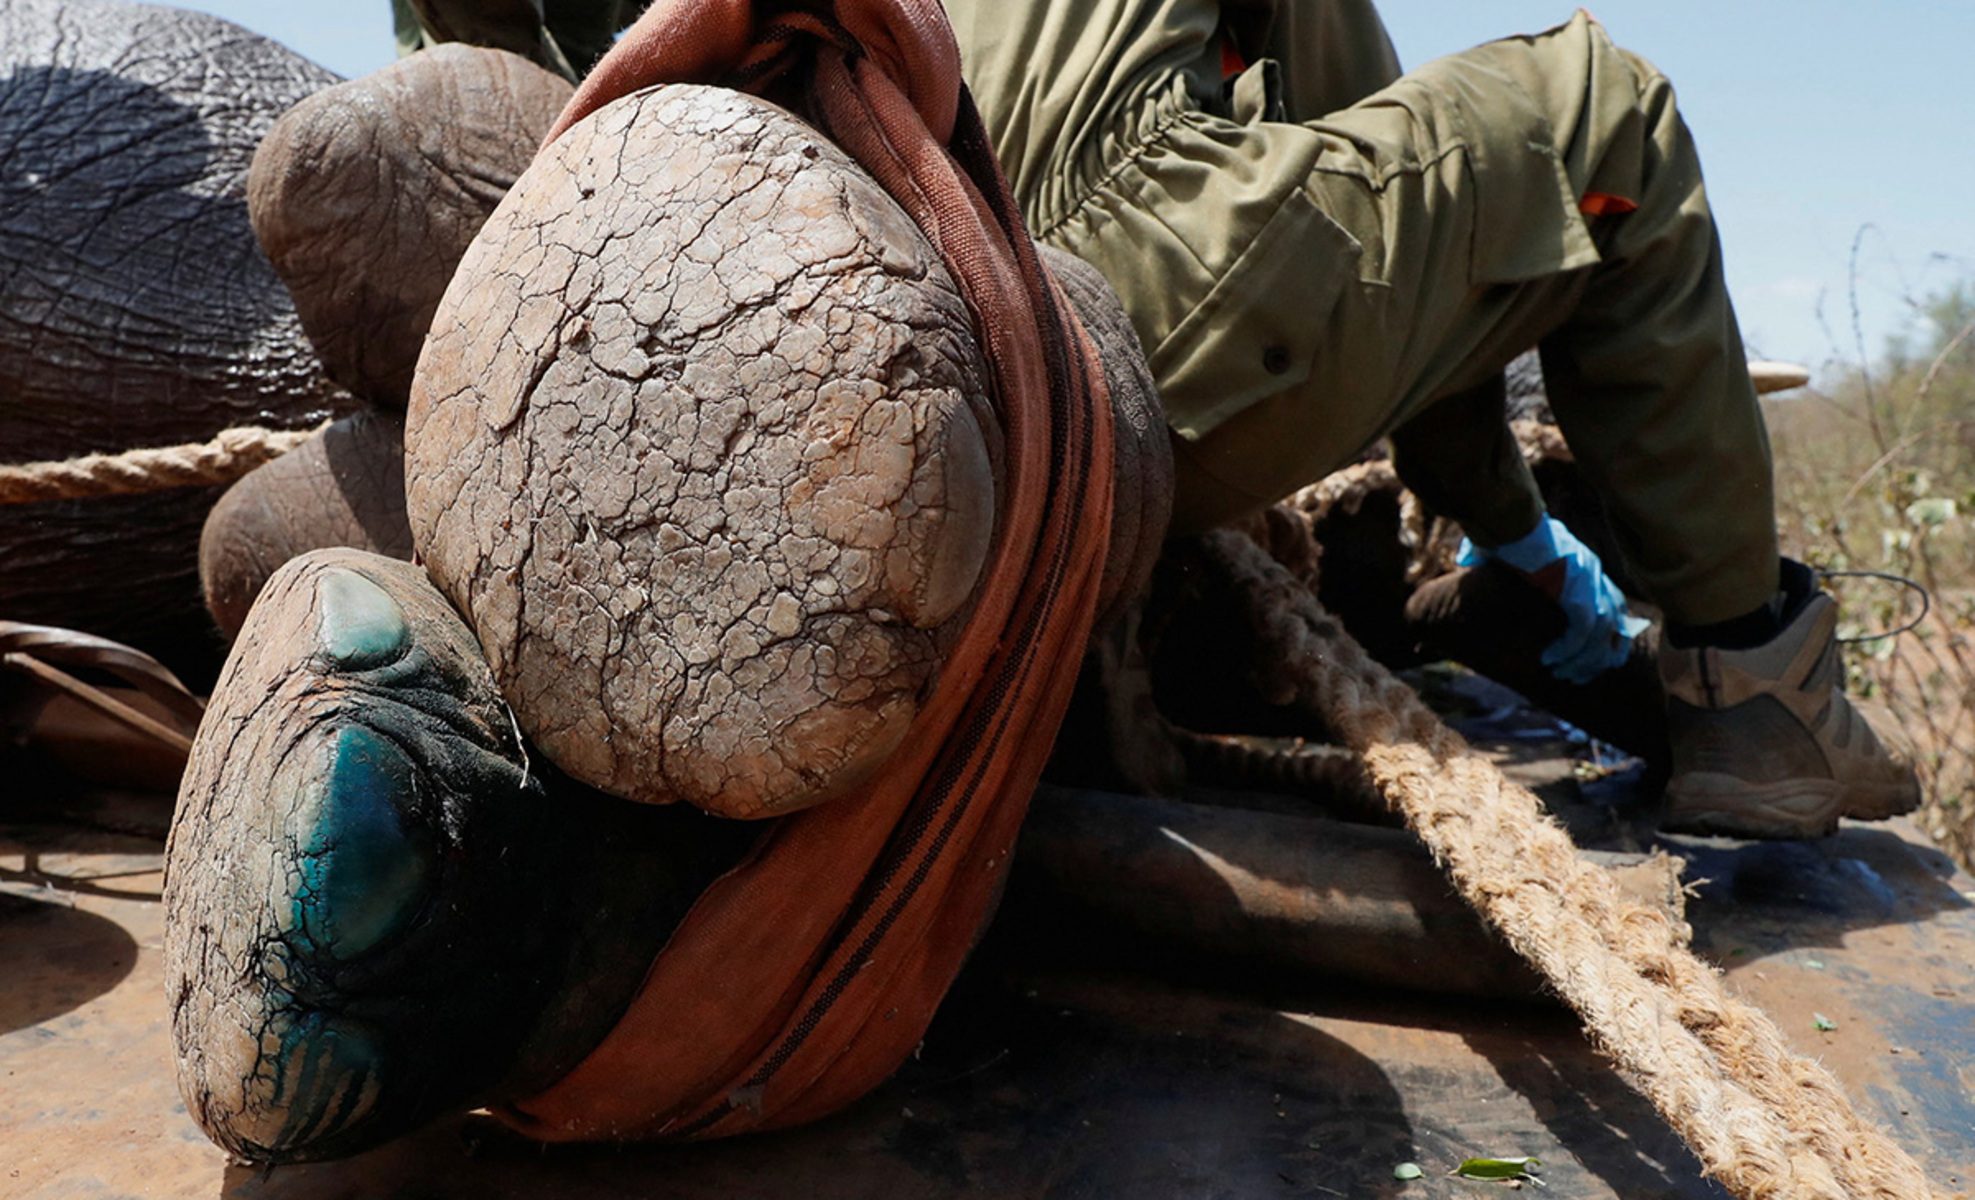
left=500, top=0, right=1115, bottom=1142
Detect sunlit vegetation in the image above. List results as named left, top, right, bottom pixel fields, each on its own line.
left=1766, top=282, right=1975, bottom=865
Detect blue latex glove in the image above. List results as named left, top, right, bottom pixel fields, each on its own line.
left=1456, top=515, right=1650, bottom=685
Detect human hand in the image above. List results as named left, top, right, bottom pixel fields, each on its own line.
left=1456, top=516, right=1649, bottom=685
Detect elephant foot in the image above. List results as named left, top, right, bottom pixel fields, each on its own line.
left=199, top=411, right=415, bottom=639
left=407, top=85, right=1006, bottom=818
left=165, top=548, right=745, bottom=1162
left=250, top=44, right=574, bottom=408
left=406, top=84, right=1173, bottom=819
left=201, top=44, right=578, bottom=640
left=201, top=41, right=582, bottom=637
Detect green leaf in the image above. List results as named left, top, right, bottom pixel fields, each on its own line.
left=1813, top=1013, right=1837, bottom=1032
left=1393, top=1162, right=1425, bottom=1181
left=1455, top=1157, right=1541, bottom=1181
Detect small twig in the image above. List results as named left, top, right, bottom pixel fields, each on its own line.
left=1912, top=315, right=1975, bottom=410
left=1837, top=418, right=1958, bottom=509
left=1790, top=383, right=1877, bottom=436
left=1847, top=224, right=1888, bottom=451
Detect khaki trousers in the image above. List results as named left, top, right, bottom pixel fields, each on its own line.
left=948, top=0, right=1778, bottom=623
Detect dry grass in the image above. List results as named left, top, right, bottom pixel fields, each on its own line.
left=1766, top=282, right=1975, bottom=866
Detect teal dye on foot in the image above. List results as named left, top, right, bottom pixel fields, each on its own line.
left=294, top=726, right=433, bottom=960
left=316, top=569, right=411, bottom=670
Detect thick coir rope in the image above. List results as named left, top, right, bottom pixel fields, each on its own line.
left=0, top=424, right=323, bottom=504
left=494, top=0, right=1114, bottom=1143
left=1199, top=528, right=1940, bottom=1200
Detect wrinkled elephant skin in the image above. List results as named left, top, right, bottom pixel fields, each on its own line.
left=409, top=86, right=1005, bottom=818
left=249, top=45, right=573, bottom=409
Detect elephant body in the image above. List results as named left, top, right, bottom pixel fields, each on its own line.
left=0, top=0, right=342, bottom=680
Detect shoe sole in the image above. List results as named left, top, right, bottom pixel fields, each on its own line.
left=1662, top=772, right=1922, bottom=839
left=1663, top=775, right=1842, bottom=839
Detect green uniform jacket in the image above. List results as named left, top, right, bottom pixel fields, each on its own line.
left=945, top=0, right=1777, bottom=622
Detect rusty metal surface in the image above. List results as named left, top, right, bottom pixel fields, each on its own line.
left=5, top=750, right=1975, bottom=1198
left=1009, top=785, right=1684, bottom=1001
left=7, top=819, right=1975, bottom=1199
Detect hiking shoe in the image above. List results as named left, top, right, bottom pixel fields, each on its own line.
left=1659, top=580, right=1920, bottom=839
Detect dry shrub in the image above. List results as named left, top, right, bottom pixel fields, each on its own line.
left=1766, top=281, right=1975, bottom=866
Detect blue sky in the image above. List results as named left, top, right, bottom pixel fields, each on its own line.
left=179, top=1, right=1973, bottom=377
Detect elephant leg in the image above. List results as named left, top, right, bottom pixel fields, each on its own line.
left=202, top=46, right=578, bottom=638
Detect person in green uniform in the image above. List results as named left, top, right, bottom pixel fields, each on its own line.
left=391, top=0, right=629, bottom=82
left=390, top=0, right=1919, bottom=840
